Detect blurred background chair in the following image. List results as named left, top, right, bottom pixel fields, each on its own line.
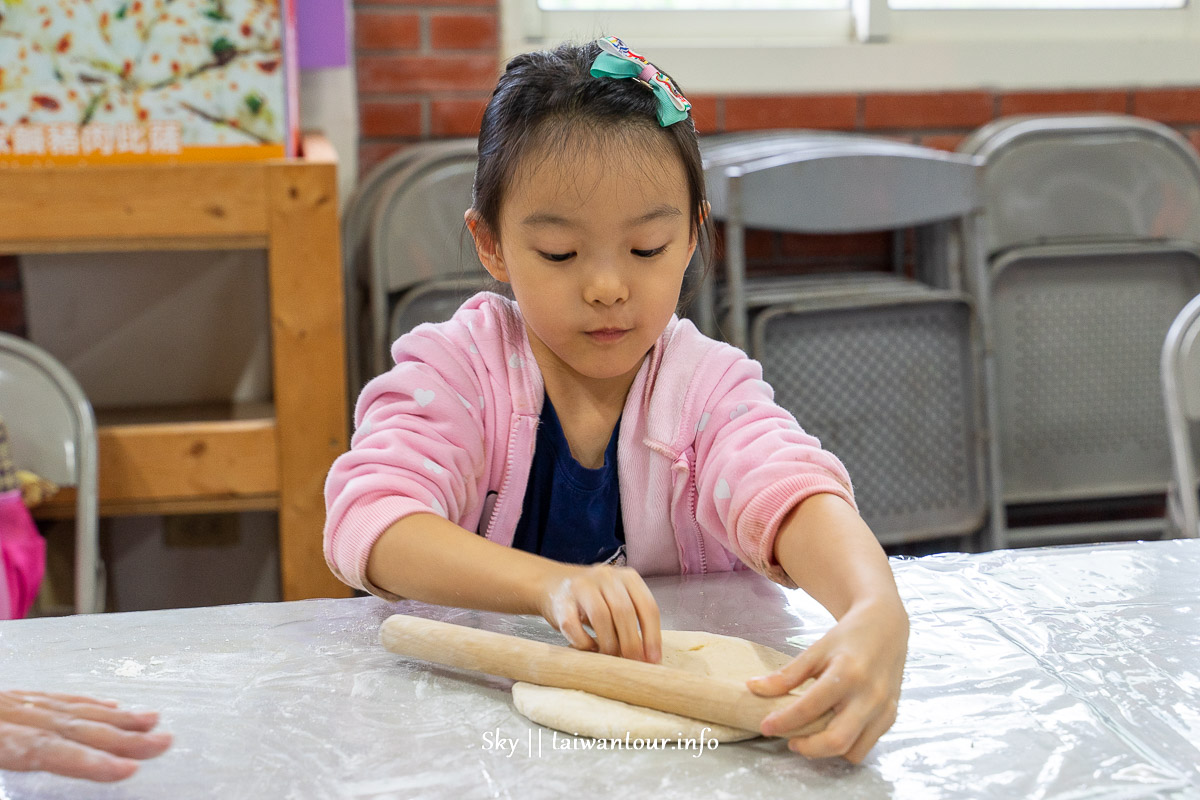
left=697, top=133, right=995, bottom=551
left=1161, top=293, right=1200, bottom=540
left=0, top=332, right=100, bottom=614
left=341, top=140, right=481, bottom=399
left=339, top=141, right=486, bottom=407
left=960, top=113, right=1200, bottom=547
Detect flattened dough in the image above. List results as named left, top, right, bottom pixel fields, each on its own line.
left=511, top=630, right=798, bottom=742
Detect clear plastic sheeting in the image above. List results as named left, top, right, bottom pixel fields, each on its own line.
left=2, top=539, right=1199, bottom=799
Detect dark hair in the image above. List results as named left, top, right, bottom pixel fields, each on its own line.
left=471, top=40, right=712, bottom=295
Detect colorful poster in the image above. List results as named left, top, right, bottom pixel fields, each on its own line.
left=0, top=0, right=297, bottom=165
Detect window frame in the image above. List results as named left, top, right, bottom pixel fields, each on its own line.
left=499, top=0, right=1200, bottom=93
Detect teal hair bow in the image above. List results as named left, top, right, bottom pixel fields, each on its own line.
left=589, top=36, right=692, bottom=127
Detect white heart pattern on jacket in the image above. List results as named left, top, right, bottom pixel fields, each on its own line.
left=457, top=393, right=472, bottom=409
left=423, top=458, right=444, bottom=475
left=729, top=403, right=749, bottom=420
left=431, top=498, right=445, bottom=517
left=509, top=354, right=524, bottom=369
left=695, top=412, right=711, bottom=433
left=715, top=478, right=731, bottom=499
left=414, top=389, right=436, bottom=407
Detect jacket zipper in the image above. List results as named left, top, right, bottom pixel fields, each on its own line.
left=485, top=417, right=526, bottom=541
left=687, top=467, right=709, bottom=574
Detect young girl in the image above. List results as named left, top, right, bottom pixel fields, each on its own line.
left=324, top=38, right=908, bottom=763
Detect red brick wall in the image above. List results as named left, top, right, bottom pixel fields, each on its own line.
left=694, top=88, right=1200, bottom=153
left=355, top=0, right=500, bottom=172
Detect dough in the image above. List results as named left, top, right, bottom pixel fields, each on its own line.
left=511, top=630, right=799, bottom=743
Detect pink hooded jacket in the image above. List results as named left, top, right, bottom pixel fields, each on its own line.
left=323, top=292, right=855, bottom=600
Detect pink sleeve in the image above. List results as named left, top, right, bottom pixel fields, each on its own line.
left=0, top=489, right=45, bottom=619
left=691, top=358, right=856, bottom=588
left=323, top=327, right=488, bottom=599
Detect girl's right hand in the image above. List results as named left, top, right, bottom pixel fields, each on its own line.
left=537, top=564, right=662, bottom=663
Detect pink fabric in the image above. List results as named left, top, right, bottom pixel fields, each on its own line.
left=323, top=292, right=856, bottom=600
left=0, top=489, right=45, bottom=620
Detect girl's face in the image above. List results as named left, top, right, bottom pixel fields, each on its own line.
left=469, top=133, right=697, bottom=397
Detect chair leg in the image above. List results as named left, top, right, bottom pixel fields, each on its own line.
left=74, top=516, right=99, bottom=614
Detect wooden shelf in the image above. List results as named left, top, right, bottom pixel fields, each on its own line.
left=9, top=134, right=351, bottom=601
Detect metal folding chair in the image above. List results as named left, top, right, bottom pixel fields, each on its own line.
left=751, top=281, right=987, bottom=546
left=364, top=142, right=485, bottom=379
left=703, top=133, right=994, bottom=548
left=0, top=333, right=100, bottom=613
left=960, top=114, right=1200, bottom=546
left=1160, top=293, right=1200, bottom=540
left=387, top=277, right=487, bottom=350
left=341, top=139, right=481, bottom=392
left=691, top=132, right=862, bottom=337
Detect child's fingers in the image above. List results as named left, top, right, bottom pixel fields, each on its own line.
left=546, top=578, right=598, bottom=652
left=93, top=708, right=160, bottom=734
left=785, top=695, right=878, bottom=761
left=8, top=691, right=121, bottom=709
left=747, top=644, right=823, bottom=697
left=60, top=705, right=161, bottom=735
left=758, top=661, right=848, bottom=738
left=624, top=574, right=662, bottom=663
left=842, top=701, right=898, bottom=764
left=10, top=694, right=161, bottom=733
left=597, top=579, right=645, bottom=661
left=556, top=604, right=599, bottom=652
left=545, top=567, right=662, bottom=661
left=0, top=721, right=141, bottom=782
left=4, top=703, right=172, bottom=761
left=561, top=619, right=598, bottom=652
left=577, top=585, right=620, bottom=657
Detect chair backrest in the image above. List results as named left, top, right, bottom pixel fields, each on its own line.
left=724, top=143, right=981, bottom=233
left=0, top=333, right=100, bottom=612
left=367, top=142, right=481, bottom=293
left=0, top=333, right=94, bottom=487
left=342, top=139, right=478, bottom=287
left=959, top=114, right=1200, bottom=255
left=701, top=132, right=946, bottom=230
left=1162, top=292, right=1200, bottom=539
left=712, top=134, right=984, bottom=350
left=387, top=277, right=490, bottom=348
left=342, top=140, right=478, bottom=396
left=365, top=143, right=481, bottom=376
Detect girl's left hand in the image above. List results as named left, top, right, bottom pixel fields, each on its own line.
left=745, top=598, right=908, bottom=763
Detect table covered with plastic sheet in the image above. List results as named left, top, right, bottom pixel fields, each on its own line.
left=2, top=538, right=1199, bottom=799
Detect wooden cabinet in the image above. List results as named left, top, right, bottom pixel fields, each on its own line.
left=5, top=134, right=351, bottom=601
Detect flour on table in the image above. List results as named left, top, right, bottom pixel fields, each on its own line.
left=510, top=630, right=800, bottom=742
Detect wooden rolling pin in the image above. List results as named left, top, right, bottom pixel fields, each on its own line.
left=380, top=614, right=830, bottom=739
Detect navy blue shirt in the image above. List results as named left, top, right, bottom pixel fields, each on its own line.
left=511, top=392, right=625, bottom=565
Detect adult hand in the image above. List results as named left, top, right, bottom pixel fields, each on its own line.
left=747, top=598, right=908, bottom=763
left=0, top=690, right=172, bottom=782
left=538, top=564, right=662, bottom=663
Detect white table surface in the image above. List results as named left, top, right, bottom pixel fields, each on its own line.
left=2, top=538, right=1199, bottom=799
